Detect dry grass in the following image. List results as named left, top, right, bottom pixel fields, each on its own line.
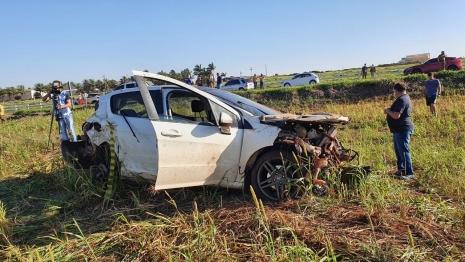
left=1, top=93, right=465, bottom=261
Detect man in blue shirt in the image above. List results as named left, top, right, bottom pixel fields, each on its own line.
left=424, top=72, right=442, bottom=117
left=384, top=82, right=415, bottom=180
left=185, top=74, right=193, bottom=85
left=43, top=81, right=77, bottom=142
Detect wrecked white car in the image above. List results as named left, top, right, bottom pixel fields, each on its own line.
left=61, top=70, right=361, bottom=201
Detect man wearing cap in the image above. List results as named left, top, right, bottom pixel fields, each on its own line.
left=438, top=51, right=447, bottom=71
left=43, top=81, right=77, bottom=142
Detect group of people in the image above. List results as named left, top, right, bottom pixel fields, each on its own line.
left=385, top=72, right=442, bottom=181
left=252, top=74, right=266, bottom=89
left=76, top=92, right=88, bottom=105
left=185, top=74, right=219, bottom=88
left=361, top=63, right=377, bottom=78
left=186, top=72, right=266, bottom=89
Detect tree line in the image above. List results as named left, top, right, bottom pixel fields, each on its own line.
left=0, top=62, right=228, bottom=101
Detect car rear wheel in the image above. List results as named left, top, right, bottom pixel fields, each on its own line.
left=309, top=80, right=316, bottom=84
left=412, top=69, right=422, bottom=74
left=250, top=149, right=305, bottom=202
left=284, top=83, right=291, bottom=87
left=447, top=65, right=458, bottom=70
left=239, top=87, right=245, bottom=91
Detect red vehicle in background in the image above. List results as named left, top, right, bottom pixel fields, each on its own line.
left=404, top=57, right=462, bottom=75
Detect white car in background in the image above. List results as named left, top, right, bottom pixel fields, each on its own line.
left=221, top=78, right=254, bottom=91
left=280, top=72, right=319, bottom=87
left=60, top=71, right=359, bottom=202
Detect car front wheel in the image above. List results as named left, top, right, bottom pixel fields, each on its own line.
left=447, top=65, right=458, bottom=70
left=309, top=80, right=316, bottom=84
left=250, top=149, right=305, bottom=202
left=284, top=83, right=291, bottom=87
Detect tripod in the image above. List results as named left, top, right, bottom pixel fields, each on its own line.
left=47, top=94, right=63, bottom=147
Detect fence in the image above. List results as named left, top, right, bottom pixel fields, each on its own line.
left=2, top=101, right=53, bottom=114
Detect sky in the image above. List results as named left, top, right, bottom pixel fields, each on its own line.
left=1, top=0, right=464, bottom=88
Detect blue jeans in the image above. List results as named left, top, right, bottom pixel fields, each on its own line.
left=393, top=130, right=414, bottom=175
left=59, top=114, right=77, bottom=142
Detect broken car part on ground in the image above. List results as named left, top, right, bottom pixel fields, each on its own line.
left=61, top=71, right=364, bottom=201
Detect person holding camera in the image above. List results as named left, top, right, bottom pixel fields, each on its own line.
left=42, top=81, right=77, bottom=142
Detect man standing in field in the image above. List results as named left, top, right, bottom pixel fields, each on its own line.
left=259, top=73, right=265, bottom=89
left=424, top=72, right=442, bottom=117
left=438, top=51, right=447, bottom=71
left=361, top=63, right=368, bottom=79
left=0, top=104, right=6, bottom=123
left=252, top=74, right=258, bottom=89
left=216, top=72, right=222, bottom=89
left=43, top=81, right=77, bottom=142
left=370, top=64, right=376, bottom=78
left=384, top=82, right=415, bottom=180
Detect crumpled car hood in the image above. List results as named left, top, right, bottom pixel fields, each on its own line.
left=260, top=113, right=350, bottom=125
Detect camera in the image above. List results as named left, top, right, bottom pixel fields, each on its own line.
left=51, top=80, right=62, bottom=95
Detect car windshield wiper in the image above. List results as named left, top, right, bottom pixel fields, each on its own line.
left=120, top=111, right=140, bottom=143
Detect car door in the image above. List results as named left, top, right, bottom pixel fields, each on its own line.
left=424, top=58, right=438, bottom=73
left=153, top=89, right=243, bottom=190
left=106, top=91, right=161, bottom=181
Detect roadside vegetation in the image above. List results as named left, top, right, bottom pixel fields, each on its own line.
left=1, top=70, right=465, bottom=261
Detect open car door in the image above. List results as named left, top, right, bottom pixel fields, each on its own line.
left=133, top=71, right=244, bottom=190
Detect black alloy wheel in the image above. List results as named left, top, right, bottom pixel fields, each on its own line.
left=250, top=150, right=305, bottom=202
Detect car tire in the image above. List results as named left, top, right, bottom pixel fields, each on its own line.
left=92, top=100, right=98, bottom=104
left=309, top=80, right=316, bottom=84
left=250, top=149, right=305, bottom=202
left=284, top=83, right=291, bottom=87
left=412, top=69, right=422, bottom=74
left=239, top=87, right=245, bottom=91
left=447, top=65, right=458, bottom=70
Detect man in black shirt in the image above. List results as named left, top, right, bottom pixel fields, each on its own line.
left=384, top=82, right=415, bottom=180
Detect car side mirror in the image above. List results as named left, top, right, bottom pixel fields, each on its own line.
left=219, top=112, right=232, bottom=135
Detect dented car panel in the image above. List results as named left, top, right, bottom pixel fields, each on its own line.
left=61, top=71, right=360, bottom=202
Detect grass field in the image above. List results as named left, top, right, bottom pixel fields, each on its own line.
left=1, top=82, right=465, bottom=260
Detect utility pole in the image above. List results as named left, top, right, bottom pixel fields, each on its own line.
left=250, top=67, right=252, bottom=77
left=103, top=74, right=107, bottom=92
left=265, top=65, right=268, bottom=76
left=240, top=69, right=242, bottom=78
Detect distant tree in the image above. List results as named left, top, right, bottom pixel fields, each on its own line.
left=157, top=70, right=168, bottom=76
left=5, top=87, right=16, bottom=101
left=180, top=68, right=192, bottom=80
left=168, top=70, right=178, bottom=80
left=0, top=88, right=5, bottom=101
left=119, top=76, right=129, bottom=84
left=207, top=62, right=216, bottom=78
left=95, top=80, right=104, bottom=91
left=82, top=79, right=96, bottom=92
left=16, top=85, right=25, bottom=99
left=34, top=83, right=46, bottom=94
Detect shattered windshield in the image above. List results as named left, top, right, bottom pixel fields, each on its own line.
left=204, top=89, right=281, bottom=117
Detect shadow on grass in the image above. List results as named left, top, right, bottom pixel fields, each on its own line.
left=0, top=168, right=250, bottom=248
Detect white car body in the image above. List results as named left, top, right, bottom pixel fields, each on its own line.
left=61, top=70, right=356, bottom=201
left=280, top=72, right=320, bottom=87
left=221, top=78, right=254, bottom=91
